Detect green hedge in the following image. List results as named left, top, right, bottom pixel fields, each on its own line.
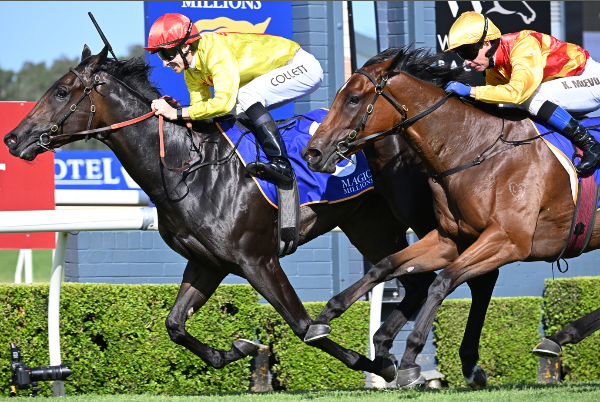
left=263, top=302, right=369, bottom=390
left=4, top=279, right=598, bottom=395
left=1, top=283, right=261, bottom=395
left=542, top=277, right=600, bottom=381
left=0, top=283, right=368, bottom=396
left=434, top=296, right=543, bottom=387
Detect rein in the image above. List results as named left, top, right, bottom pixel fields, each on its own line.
left=38, top=68, right=201, bottom=172
left=338, top=68, right=542, bottom=180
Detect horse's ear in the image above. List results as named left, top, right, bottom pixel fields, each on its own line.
left=81, top=45, right=109, bottom=72
left=81, top=45, right=92, bottom=62
left=387, top=50, right=406, bottom=73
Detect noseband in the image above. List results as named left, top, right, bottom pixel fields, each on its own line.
left=336, top=69, right=451, bottom=157
left=38, top=68, right=102, bottom=151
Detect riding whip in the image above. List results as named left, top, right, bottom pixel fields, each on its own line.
left=88, top=12, right=119, bottom=61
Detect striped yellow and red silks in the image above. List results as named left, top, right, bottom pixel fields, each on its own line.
left=476, top=31, right=589, bottom=105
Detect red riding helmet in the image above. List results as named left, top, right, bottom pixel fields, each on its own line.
left=144, top=13, right=200, bottom=53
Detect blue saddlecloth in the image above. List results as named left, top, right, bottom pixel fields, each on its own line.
left=216, top=108, right=374, bottom=208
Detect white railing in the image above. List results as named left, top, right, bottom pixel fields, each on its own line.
left=0, top=207, right=158, bottom=396
left=0, top=207, right=405, bottom=393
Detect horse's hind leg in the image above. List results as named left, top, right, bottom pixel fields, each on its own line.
left=166, top=260, right=257, bottom=369
left=460, top=269, right=499, bottom=389
left=533, top=307, right=600, bottom=358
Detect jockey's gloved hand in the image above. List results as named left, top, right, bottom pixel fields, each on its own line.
left=444, top=81, right=471, bottom=97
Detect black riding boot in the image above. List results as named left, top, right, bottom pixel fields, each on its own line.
left=563, top=120, right=600, bottom=176
left=537, top=101, right=600, bottom=176
left=245, top=103, right=293, bottom=185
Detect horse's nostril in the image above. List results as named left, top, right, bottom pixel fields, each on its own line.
left=4, top=134, right=16, bottom=146
left=306, top=148, right=322, bottom=160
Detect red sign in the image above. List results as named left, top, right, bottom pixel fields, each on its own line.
left=0, top=102, right=55, bottom=249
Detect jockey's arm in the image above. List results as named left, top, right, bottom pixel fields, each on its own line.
left=476, top=35, right=544, bottom=105
left=186, top=40, right=240, bottom=120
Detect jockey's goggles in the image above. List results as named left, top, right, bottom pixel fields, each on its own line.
left=454, top=43, right=482, bottom=60
left=156, top=47, right=179, bottom=62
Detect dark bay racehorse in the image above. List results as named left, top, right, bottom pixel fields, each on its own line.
left=302, top=46, right=600, bottom=387
left=3, top=45, right=442, bottom=381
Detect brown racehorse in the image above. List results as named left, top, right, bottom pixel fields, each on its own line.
left=303, top=48, right=500, bottom=389
left=3, top=45, right=443, bottom=382
left=302, top=46, right=600, bottom=387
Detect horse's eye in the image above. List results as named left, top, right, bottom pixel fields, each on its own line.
left=349, top=95, right=360, bottom=104
left=56, top=87, right=69, bottom=99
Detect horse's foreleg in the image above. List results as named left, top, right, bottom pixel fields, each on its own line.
left=373, top=273, right=436, bottom=356
left=396, top=226, right=524, bottom=387
left=369, top=272, right=437, bottom=382
left=307, top=259, right=398, bottom=334
left=166, top=261, right=255, bottom=368
left=309, top=229, right=456, bottom=337
left=533, top=307, right=600, bottom=358
left=460, top=270, right=499, bottom=389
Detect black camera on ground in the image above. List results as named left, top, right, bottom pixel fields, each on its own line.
left=9, top=343, right=72, bottom=397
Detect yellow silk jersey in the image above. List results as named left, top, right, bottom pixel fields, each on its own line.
left=475, top=31, right=589, bottom=105
left=184, top=30, right=300, bottom=119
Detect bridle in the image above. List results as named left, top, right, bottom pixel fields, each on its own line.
left=38, top=68, right=155, bottom=151
left=36, top=66, right=200, bottom=172
left=38, top=68, right=104, bottom=151
left=336, top=68, right=451, bottom=158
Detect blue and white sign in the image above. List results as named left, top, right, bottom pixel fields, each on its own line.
left=143, top=1, right=294, bottom=120
left=55, top=150, right=139, bottom=190
left=54, top=150, right=148, bottom=205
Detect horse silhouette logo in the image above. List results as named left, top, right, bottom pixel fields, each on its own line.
left=447, top=1, right=536, bottom=25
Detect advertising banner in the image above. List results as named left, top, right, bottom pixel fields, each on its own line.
left=144, top=1, right=294, bottom=119
left=0, top=102, right=55, bottom=249
left=54, top=150, right=148, bottom=206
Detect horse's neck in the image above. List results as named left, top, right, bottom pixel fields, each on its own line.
left=102, top=116, right=230, bottom=204
left=392, top=75, right=503, bottom=175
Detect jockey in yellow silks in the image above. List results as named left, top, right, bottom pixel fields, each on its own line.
left=444, top=11, right=600, bottom=176
left=145, top=13, right=323, bottom=185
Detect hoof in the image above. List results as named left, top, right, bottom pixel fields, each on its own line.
left=532, top=338, right=562, bottom=358
left=396, top=366, right=424, bottom=388
left=304, top=324, right=331, bottom=342
left=465, top=365, right=487, bottom=390
left=374, top=356, right=398, bottom=383
left=232, top=339, right=260, bottom=357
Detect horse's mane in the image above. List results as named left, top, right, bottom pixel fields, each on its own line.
left=364, top=46, right=470, bottom=88
left=365, top=46, right=528, bottom=121
left=97, top=56, right=222, bottom=132
left=100, top=57, right=162, bottom=101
